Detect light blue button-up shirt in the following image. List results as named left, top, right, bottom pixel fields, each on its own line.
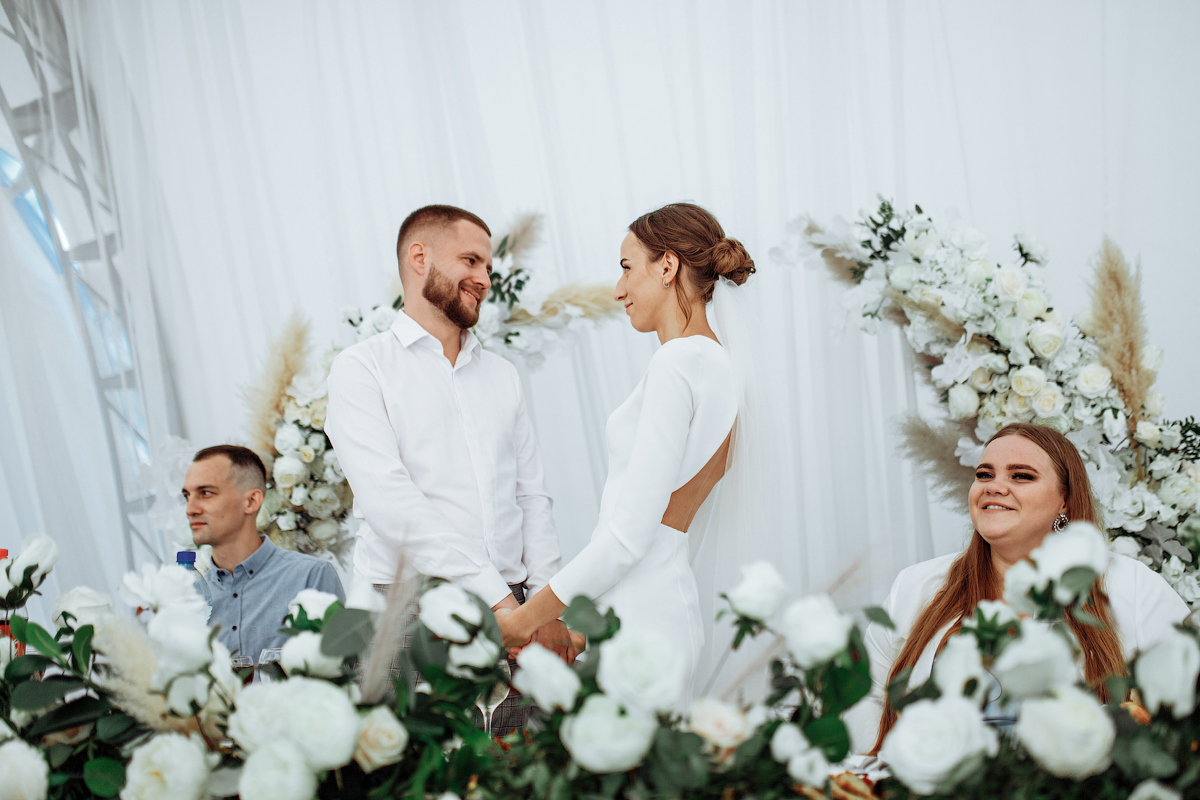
left=198, top=536, right=344, bottom=660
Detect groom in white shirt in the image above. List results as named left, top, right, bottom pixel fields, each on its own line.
left=326, top=206, right=575, bottom=714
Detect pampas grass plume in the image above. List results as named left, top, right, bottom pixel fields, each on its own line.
left=805, top=221, right=862, bottom=286
left=898, top=415, right=975, bottom=513
left=1087, top=239, right=1153, bottom=431
left=92, top=616, right=191, bottom=733
left=244, top=313, right=310, bottom=459
left=536, top=282, right=623, bottom=323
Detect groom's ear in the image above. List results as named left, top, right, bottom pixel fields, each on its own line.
left=407, top=241, right=429, bottom=277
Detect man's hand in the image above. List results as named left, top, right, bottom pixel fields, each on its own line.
left=495, top=607, right=531, bottom=650
left=528, top=619, right=579, bottom=665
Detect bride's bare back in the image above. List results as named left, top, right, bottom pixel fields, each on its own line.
left=662, top=430, right=732, bottom=533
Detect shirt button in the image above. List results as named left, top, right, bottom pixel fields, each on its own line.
left=232, top=625, right=237, bottom=630
left=233, top=593, right=238, bottom=598
left=248, top=570, right=254, bottom=575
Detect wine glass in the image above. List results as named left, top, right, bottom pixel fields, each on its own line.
left=257, top=648, right=284, bottom=682
left=476, top=661, right=511, bottom=738
left=231, top=655, right=254, bottom=686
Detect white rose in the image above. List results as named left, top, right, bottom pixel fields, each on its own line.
left=970, top=599, right=1019, bottom=628
left=1073, top=363, right=1113, bottom=398
left=888, top=263, right=919, bottom=292
left=992, top=620, right=1077, bottom=699
left=276, top=510, right=298, bottom=531
left=1027, top=321, right=1064, bottom=358
left=1031, top=383, right=1066, bottom=418
left=948, top=384, right=980, bottom=420
left=288, top=484, right=309, bottom=506
left=513, top=643, right=582, bottom=712
left=726, top=560, right=789, bottom=621
left=688, top=698, right=751, bottom=750
left=1031, top=521, right=1109, bottom=597
left=306, top=434, right=327, bottom=456
left=344, top=575, right=387, bottom=614
left=298, top=445, right=316, bottom=464
left=238, top=739, right=316, bottom=800
left=770, top=723, right=807, bottom=762
left=147, top=608, right=214, bottom=690
left=560, top=694, right=656, bottom=774
left=1014, top=685, right=1114, bottom=779
left=1109, top=536, right=1143, bottom=559
left=120, top=564, right=209, bottom=618
left=1161, top=425, right=1183, bottom=451
left=1159, top=473, right=1200, bottom=512
left=418, top=583, right=482, bottom=644
left=1143, top=343, right=1164, bottom=374
left=780, top=594, right=854, bottom=669
left=273, top=423, right=305, bottom=456
left=52, top=586, right=113, bottom=630
left=262, top=489, right=284, bottom=515
left=307, top=518, right=340, bottom=545
left=302, top=485, right=342, bottom=520
left=288, top=588, right=339, bottom=623
left=1010, top=365, right=1047, bottom=397
left=290, top=679, right=362, bottom=769
left=965, top=259, right=995, bottom=285
left=121, top=733, right=210, bottom=800
left=447, top=635, right=501, bottom=678
left=878, top=694, right=998, bottom=795
left=787, top=748, right=830, bottom=787
left=992, top=374, right=1011, bottom=393
left=1002, top=560, right=1045, bottom=616
left=1135, top=421, right=1162, bottom=448
left=8, top=533, right=59, bottom=589
left=968, top=367, right=994, bottom=393
left=933, top=635, right=988, bottom=706
left=597, top=624, right=689, bottom=713
left=1136, top=630, right=1200, bottom=718
left=369, top=305, right=397, bottom=333
left=993, top=266, right=1025, bottom=302
left=1017, top=289, right=1047, bottom=321
left=1075, top=307, right=1097, bottom=336
left=0, top=739, right=49, bottom=800
left=272, top=456, right=309, bottom=491
left=228, top=682, right=290, bottom=754
left=280, top=631, right=343, bottom=679
left=1128, top=780, right=1182, bottom=800
left=353, top=706, right=409, bottom=773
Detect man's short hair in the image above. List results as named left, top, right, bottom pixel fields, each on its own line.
left=396, top=205, right=491, bottom=266
left=193, top=445, right=268, bottom=493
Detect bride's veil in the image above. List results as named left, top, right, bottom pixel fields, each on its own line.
left=689, top=276, right=796, bottom=700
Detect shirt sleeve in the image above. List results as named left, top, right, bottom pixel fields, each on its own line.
left=549, top=342, right=696, bottom=604
left=509, top=368, right=561, bottom=597
left=311, top=561, right=346, bottom=603
left=1133, top=559, right=1191, bottom=651
left=326, top=350, right=512, bottom=606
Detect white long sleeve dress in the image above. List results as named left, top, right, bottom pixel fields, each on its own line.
left=844, top=551, right=1191, bottom=753
left=549, top=336, right=737, bottom=696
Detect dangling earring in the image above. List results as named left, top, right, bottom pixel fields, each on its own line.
left=1053, top=513, right=1069, bottom=532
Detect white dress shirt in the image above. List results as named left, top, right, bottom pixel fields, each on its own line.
left=844, top=550, right=1190, bottom=753
left=325, top=311, right=560, bottom=606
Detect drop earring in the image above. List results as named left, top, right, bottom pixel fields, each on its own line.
left=1053, top=513, right=1069, bottom=532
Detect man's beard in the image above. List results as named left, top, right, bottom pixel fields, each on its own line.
left=423, top=264, right=483, bottom=329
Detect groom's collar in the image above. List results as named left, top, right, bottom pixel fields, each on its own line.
left=391, top=310, right=481, bottom=359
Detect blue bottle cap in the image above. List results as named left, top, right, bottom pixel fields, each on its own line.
left=176, top=551, right=197, bottom=564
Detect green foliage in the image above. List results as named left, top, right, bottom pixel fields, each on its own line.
left=321, top=608, right=375, bottom=658
left=83, top=758, right=125, bottom=797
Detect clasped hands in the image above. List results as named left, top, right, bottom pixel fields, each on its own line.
left=493, top=601, right=582, bottom=665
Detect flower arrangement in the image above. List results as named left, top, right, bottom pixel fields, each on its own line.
left=5, top=530, right=1200, bottom=798
left=241, top=213, right=623, bottom=561
left=788, top=201, right=1200, bottom=606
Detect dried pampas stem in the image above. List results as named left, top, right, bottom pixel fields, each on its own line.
left=91, top=616, right=191, bottom=733
left=244, top=313, right=310, bottom=458
left=499, top=213, right=543, bottom=267
left=534, top=282, right=623, bottom=324
left=898, top=415, right=975, bottom=514
left=360, top=551, right=418, bottom=705
left=806, top=221, right=863, bottom=286
left=1087, top=239, right=1153, bottom=435
left=884, top=286, right=967, bottom=342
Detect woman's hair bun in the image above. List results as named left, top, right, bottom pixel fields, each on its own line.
left=709, top=237, right=756, bottom=286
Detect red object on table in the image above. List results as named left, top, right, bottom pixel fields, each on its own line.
left=0, top=547, right=29, bottom=658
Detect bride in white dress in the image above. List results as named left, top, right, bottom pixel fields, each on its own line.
left=497, top=203, right=769, bottom=700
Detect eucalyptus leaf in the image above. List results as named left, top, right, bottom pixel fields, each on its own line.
left=802, top=715, right=850, bottom=762
left=562, top=596, right=608, bottom=639
left=10, top=676, right=86, bottom=710
left=96, top=713, right=137, bottom=743
left=4, top=653, right=54, bottom=682
left=7, top=616, right=64, bottom=661
left=72, top=624, right=94, bottom=671
left=864, top=606, right=896, bottom=630
left=320, top=608, right=374, bottom=658
left=83, top=758, right=126, bottom=798
left=27, top=696, right=110, bottom=738
left=1059, top=566, right=1097, bottom=597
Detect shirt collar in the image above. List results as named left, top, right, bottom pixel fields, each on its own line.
left=236, top=536, right=276, bottom=576
left=391, top=310, right=482, bottom=363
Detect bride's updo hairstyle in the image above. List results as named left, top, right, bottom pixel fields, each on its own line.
left=628, top=203, right=755, bottom=324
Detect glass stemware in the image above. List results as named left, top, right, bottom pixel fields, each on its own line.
left=476, top=661, right=511, bottom=738
left=257, top=648, right=284, bottom=682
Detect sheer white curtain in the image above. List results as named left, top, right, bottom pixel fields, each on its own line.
left=56, top=0, right=1200, bottom=608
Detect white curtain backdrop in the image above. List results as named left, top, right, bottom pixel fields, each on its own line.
left=17, top=0, right=1197, bottom=610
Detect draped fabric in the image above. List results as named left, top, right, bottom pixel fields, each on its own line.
left=5, top=1, right=1197, bottom=615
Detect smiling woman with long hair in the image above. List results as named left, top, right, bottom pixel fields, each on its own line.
left=845, top=422, right=1190, bottom=754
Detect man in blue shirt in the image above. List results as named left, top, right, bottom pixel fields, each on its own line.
left=183, top=445, right=344, bottom=661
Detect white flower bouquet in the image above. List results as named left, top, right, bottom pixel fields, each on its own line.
left=793, top=201, right=1200, bottom=605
